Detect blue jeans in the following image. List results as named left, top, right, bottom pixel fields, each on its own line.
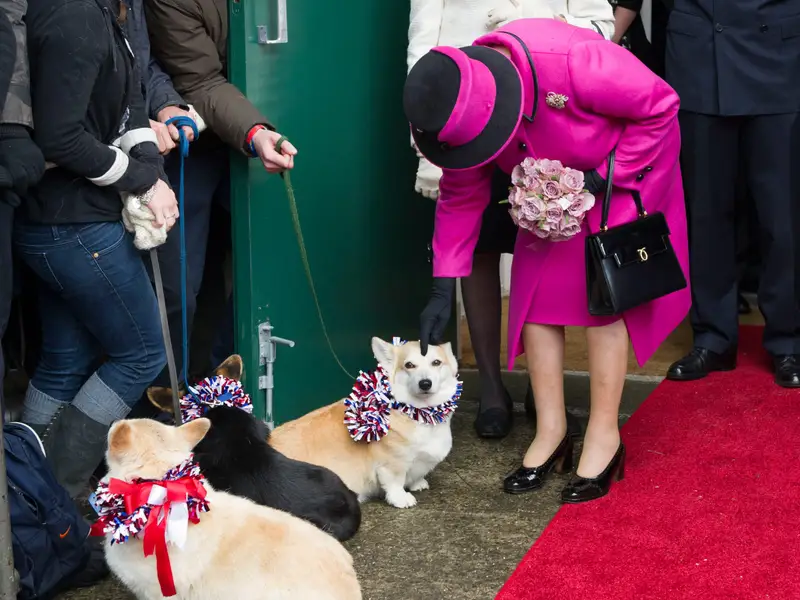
left=14, top=221, right=166, bottom=426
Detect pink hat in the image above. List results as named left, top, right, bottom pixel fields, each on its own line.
left=403, top=45, right=524, bottom=170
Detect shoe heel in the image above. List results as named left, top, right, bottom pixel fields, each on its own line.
left=614, top=447, right=626, bottom=482
left=554, top=437, right=574, bottom=474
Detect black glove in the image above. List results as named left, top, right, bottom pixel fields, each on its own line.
left=583, top=169, right=606, bottom=195
left=0, top=125, right=46, bottom=197
left=419, top=277, right=456, bottom=355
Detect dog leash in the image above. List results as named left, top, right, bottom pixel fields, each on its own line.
left=274, top=136, right=354, bottom=380
left=155, top=115, right=200, bottom=424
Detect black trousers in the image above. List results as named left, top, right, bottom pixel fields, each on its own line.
left=0, top=201, right=13, bottom=407
left=679, top=111, right=800, bottom=356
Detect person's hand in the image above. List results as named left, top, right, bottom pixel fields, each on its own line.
left=420, top=277, right=457, bottom=355
left=157, top=105, right=197, bottom=143
left=146, top=179, right=179, bottom=231
left=251, top=129, right=298, bottom=173
left=0, top=125, right=45, bottom=196
left=415, top=157, right=442, bottom=200
left=149, top=119, right=176, bottom=155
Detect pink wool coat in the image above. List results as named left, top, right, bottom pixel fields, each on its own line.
left=432, top=19, right=691, bottom=369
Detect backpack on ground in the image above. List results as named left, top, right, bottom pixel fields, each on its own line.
left=4, top=422, right=90, bottom=599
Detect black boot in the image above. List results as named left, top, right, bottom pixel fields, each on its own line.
left=43, top=404, right=112, bottom=499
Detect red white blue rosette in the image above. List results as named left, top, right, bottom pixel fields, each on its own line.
left=343, top=337, right=462, bottom=443
left=180, top=375, right=252, bottom=422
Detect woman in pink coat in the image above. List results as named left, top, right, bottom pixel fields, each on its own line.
left=405, top=18, right=690, bottom=503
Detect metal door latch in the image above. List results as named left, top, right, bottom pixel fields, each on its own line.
left=256, top=0, right=288, bottom=45
left=258, top=320, right=295, bottom=430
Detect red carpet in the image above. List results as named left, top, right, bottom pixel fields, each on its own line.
left=498, top=326, right=800, bottom=600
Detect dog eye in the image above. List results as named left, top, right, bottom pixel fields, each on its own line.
left=431, top=359, right=442, bottom=367
left=404, top=361, right=416, bottom=369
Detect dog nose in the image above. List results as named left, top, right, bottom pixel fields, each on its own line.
left=419, top=379, right=432, bottom=391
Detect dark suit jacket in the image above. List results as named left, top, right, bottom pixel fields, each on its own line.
left=666, top=0, right=800, bottom=116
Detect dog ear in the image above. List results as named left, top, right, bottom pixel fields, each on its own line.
left=147, top=386, right=176, bottom=414
left=180, top=418, right=211, bottom=449
left=108, top=420, right=133, bottom=457
left=213, top=354, right=243, bottom=380
left=371, top=337, right=395, bottom=369
left=440, top=341, right=458, bottom=374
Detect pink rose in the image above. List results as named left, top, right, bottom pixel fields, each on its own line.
left=538, top=159, right=563, bottom=177
left=521, top=158, right=539, bottom=179
left=556, top=194, right=573, bottom=210
left=508, top=186, right=526, bottom=207
left=558, top=215, right=582, bottom=239
left=523, top=196, right=546, bottom=220
left=545, top=202, right=563, bottom=224
left=511, top=164, right=526, bottom=186
left=541, top=180, right=561, bottom=199
left=567, top=191, right=596, bottom=217
left=559, top=169, right=585, bottom=194
left=533, top=223, right=551, bottom=239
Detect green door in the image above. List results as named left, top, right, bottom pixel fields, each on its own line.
left=227, top=0, right=445, bottom=425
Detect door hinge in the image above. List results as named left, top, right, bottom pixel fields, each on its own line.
left=258, top=320, right=295, bottom=430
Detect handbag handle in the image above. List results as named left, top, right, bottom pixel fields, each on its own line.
left=598, top=149, right=648, bottom=232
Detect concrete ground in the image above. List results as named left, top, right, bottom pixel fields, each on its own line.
left=57, top=371, right=656, bottom=600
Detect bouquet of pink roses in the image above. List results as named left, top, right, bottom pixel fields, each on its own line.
left=503, top=157, right=596, bottom=242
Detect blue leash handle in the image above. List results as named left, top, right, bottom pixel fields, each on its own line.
left=164, top=116, right=199, bottom=392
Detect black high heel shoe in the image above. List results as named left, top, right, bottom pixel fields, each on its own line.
left=560, top=444, right=625, bottom=504
left=474, top=390, right=513, bottom=439
left=503, top=434, right=574, bottom=494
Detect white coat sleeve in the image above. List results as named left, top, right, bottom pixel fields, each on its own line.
left=560, top=0, right=615, bottom=40
left=408, top=0, right=444, bottom=73
left=407, top=0, right=444, bottom=148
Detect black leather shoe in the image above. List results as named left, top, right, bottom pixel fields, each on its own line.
left=524, top=385, right=582, bottom=438
left=474, top=391, right=513, bottom=439
left=774, top=355, right=800, bottom=388
left=560, top=444, right=625, bottom=504
left=666, top=347, right=737, bottom=381
left=503, top=435, right=574, bottom=494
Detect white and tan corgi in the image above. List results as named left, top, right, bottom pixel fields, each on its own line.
left=102, top=418, right=362, bottom=600
left=269, top=337, right=460, bottom=509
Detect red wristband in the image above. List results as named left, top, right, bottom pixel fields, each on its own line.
left=245, top=125, right=267, bottom=157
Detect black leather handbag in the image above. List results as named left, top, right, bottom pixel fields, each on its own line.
left=586, top=150, right=687, bottom=316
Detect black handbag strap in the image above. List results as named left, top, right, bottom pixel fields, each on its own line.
left=598, top=149, right=648, bottom=231
left=599, top=150, right=616, bottom=232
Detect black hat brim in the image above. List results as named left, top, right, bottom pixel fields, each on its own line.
left=410, top=46, right=523, bottom=171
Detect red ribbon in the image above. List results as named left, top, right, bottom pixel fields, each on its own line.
left=93, top=477, right=207, bottom=598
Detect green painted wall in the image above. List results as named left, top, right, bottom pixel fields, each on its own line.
left=227, top=0, right=449, bottom=424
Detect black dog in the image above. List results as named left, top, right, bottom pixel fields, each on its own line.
left=147, top=356, right=361, bottom=542
left=194, top=405, right=361, bottom=541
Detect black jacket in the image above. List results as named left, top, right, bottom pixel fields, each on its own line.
left=23, top=0, right=164, bottom=224
left=122, top=0, right=184, bottom=119
left=666, top=0, right=800, bottom=116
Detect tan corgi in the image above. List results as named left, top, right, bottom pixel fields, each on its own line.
left=269, top=338, right=460, bottom=509
left=101, top=418, right=362, bottom=600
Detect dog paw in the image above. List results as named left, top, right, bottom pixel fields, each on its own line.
left=386, top=491, right=418, bottom=508
left=357, top=494, right=370, bottom=503
left=408, top=478, right=430, bottom=492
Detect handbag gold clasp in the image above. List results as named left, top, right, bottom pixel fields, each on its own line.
left=637, top=247, right=648, bottom=262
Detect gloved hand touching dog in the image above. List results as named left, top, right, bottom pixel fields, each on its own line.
left=419, top=277, right=456, bottom=355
